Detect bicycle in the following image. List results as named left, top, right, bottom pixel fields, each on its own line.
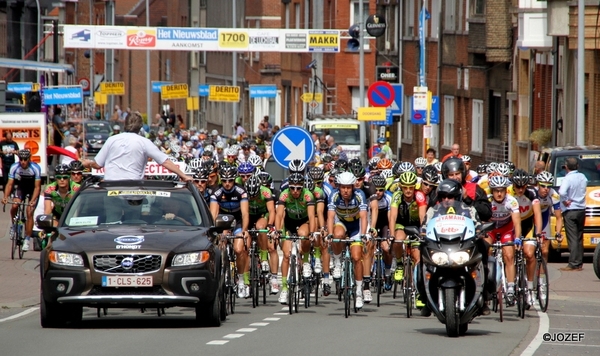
left=222, top=234, right=244, bottom=315
left=370, top=234, right=390, bottom=307
left=514, top=237, right=527, bottom=319
left=302, top=232, right=322, bottom=308
left=279, top=233, right=306, bottom=315
left=400, top=237, right=420, bottom=318
left=523, top=235, right=559, bottom=313
left=329, top=237, right=363, bottom=318
left=247, top=228, right=271, bottom=308
left=490, top=240, right=515, bottom=323
left=4, top=197, right=29, bottom=260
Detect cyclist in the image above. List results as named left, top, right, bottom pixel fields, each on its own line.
left=279, top=159, right=307, bottom=192
left=420, top=165, right=440, bottom=208
left=509, top=168, right=543, bottom=306
left=274, top=173, right=316, bottom=304
left=388, top=161, right=416, bottom=193
left=2, top=150, right=42, bottom=251
left=244, top=175, right=279, bottom=294
left=224, top=147, right=239, bottom=167
left=484, top=175, right=521, bottom=304
left=69, top=160, right=85, bottom=185
left=209, top=165, right=251, bottom=299
left=535, top=171, right=564, bottom=261
left=414, top=157, right=427, bottom=179
left=350, top=162, right=378, bottom=303
left=308, top=166, right=333, bottom=295
left=193, top=166, right=212, bottom=204
left=388, top=171, right=427, bottom=289
left=213, top=141, right=226, bottom=162
left=43, top=164, right=80, bottom=226
left=236, top=161, right=256, bottom=187
left=327, top=172, right=369, bottom=309
left=370, top=175, right=394, bottom=290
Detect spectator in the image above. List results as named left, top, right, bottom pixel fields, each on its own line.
left=151, top=113, right=166, bottom=131
left=263, top=115, right=272, bottom=131
left=558, top=157, right=587, bottom=271
left=177, top=114, right=185, bottom=129
left=271, top=125, right=280, bottom=137
left=110, top=105, right=122, bottom=126
left=52, top=107, right=65, bottom=148
left=376, top=137, right=393, bottom=159
left=167, top=108, right=176, bottom=128
left=425, top=148, right=438, bottom=166
left=441, top=143, right=462, bottom=162
left=533, top=160, right=546, bottom=175
left=60, top=136, right=80, bottom=165
left=234, top=121, right=246, bottom=136
left=0, top=131, right=19, bottom=191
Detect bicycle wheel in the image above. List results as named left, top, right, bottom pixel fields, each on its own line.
left=17, top=223, right=24, bottom=259
left=314, top=273, right=320, bottom=306
left=498, top=286, right=504, bottom=322
left=288, top=257, right=296, bottom=315
left=535, top=256, right=549, bottom=312
left=304, top=277, right=311, bottom=308
left=294, top=258, right=301, bottom=313
left=336, top=280, right=342, bottom=301
left=375, top=259, right=382, bottom=307
left=517, top=264, right=526, bottom=319
left=228, top=256, right=237, bottom=315
left=405, top=261, right=413, bottom=318
left=250, top=254, right=259, bottom=308
left=262, top=274, right=267, bottom=305
left=10, top=226, right=16, bottom=260
left=393, top=279, right=398, bottom=299
left=344, top=259, right=350, bottom=318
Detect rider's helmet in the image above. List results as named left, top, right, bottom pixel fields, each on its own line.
left=288, top=159, right=306, bottom=174
left=304, top=175, right=315, bottom=191
left=380, top=169, right=394, bottom=180
left=194, top=166, right=210, bottom=180
left=377, top=158, right=393, bottom=170
left=536, top=171, right=554, bottom=185
left=488, top=175, right=511, bottom=189
left=329, top=148, right=340, bottom=156
left=349, top=163, right=366, bottom=179
left=258, top=171, right=273, bottom=187
left=219, top=165, right=238, bottom=180
left=414, top=157, right=427, bottom=168
left=215, top=141, right=225, bottom=150
left=370, top=175, right=387, bottom=189
left=244, top=175, right=262, bottom=197
left=319, top=143, right=329, bottom=152
left=476, top=163, right=488, bottom=174
left=336, top=171, right=357, bottom=186
left=461, top=155, right=472, bottom=163
left=511, top=168, right=530, bottom=187
left=396, top=161, right=415, bottom=175
left=496, top=163, right=511, bottom=177
left=377, top=137, right=386, bottom=144
left=334, top=159, right=349, bottom=172
left=441, top=158, right=466, bottom=183
left=237, top=162, right=255, bottom=175
left=308, top=166, right=325, bottom=181
left=17, top=149, right=31, bottom=161
left=321, top=153, right=333, bottom=164
left=421, top=165, right=440, bottom=185
left=486, top=162, right=498, bottom=174
left=436, top=179, right=463, bottom=201
left=54, top=164, right=71, bottom=176
left=248, top=155, right=263, bottom=169
left=434, top=162, right=442, bottom=173
left=287, top=173, right=305, bottom=186
left=69, top=160, right=85, bottom=172
left=368, top=157, right=381, bottom=170
left=398, top=171, right=418, bottom=187
left=505, top=161, right=516, bottom=174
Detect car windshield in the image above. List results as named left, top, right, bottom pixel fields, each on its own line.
left=553, top=154, right=600, bottom=187
left=85, top=123, right=111, bottom=134
left=311, top=124, right=360, bottom=146
left=62, top=189, right=203, bottom=227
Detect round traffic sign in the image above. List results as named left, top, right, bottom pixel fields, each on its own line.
left=367, top=81, right=394, bottom=107
left=78, top=77, right=91, bottom=91
left=414, top=113, right=422, bottom=119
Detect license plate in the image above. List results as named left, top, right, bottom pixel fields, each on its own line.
left=591, top=237, right=600, bottom=245
left=101, top=275, right=153, bottom=287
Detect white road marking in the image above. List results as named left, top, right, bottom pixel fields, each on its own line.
left=549, top=314, right=600, bottom=318
left=540, top=344, right=600, bottom=348
left=0, top=307, right=38, bottom=323
left=236, top=328, right=257, bottom=332
left=263, top=317, right=280, bottom=321
left=281, top=307, right=288, bottom=311
left=273, top=312, right=288, bottom=315
left=206, top=340, right=229, bottom=345
left=521, top=305, right=550, bottom=356
left=223, top=334, right=244, bottom=339
left=551, top=328, right=600, bottom=331
left=250, top=322, right=269, bottom=326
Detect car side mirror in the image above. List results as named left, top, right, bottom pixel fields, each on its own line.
left=208, top=214, right=235, bottom=237
left=36, top=214, right=56, bottom=232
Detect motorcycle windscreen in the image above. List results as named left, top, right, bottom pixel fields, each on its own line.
left=425, top=201, right=477, bottom=241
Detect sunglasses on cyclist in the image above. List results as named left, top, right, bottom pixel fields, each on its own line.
left=194, top=179, right=207, bottom=184
left=538, top=183, right=551, bottom=188
left=289, top=186, right=303, bottom=191
left=421, top=181, right=437, bottom=188
left=376, top=188, right=386, bottom=192
left=71, top=171, right=83, bottom=175
left=239, top=174, right=253, bottom=179
left=56, top=175, right=70, bottom=180
left=221, top=178, right=235, bottom=183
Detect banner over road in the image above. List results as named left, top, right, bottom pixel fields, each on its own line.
left=63, top=26, right=341, bottom=53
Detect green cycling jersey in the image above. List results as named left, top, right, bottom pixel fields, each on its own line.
left=248, top=186, right=274, bottom=216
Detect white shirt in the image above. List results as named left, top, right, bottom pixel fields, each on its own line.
left=94, top=133, right=169, bottom=181
left=60, top=146, right=78, bottom=165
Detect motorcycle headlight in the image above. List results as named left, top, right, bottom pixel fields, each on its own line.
left=49, top=251, right=84, bottom=267
left=449, top=251, right=470, bottom=265
left=431, top=252, right=449, bottom=266
left=172, top=251, right=210, bottom=266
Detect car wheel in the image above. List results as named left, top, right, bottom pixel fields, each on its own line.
left=219, top=278, right=227, bottom=321
left=196, top=296, right=221, bottom=327
left=40, top=293, right=64, bottom=328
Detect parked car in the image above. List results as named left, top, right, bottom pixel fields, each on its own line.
left=84, top=121, right=112, bottom=154
left=36, top=179, right=233, bottom=328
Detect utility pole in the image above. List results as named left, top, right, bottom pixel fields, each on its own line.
left=53, top=20, right=59, bottom=85
left=576, top=0, right=585, bottom=145
left=146, top=0, right=152, bottom=126
left=232, top=0, right=237, bottom=135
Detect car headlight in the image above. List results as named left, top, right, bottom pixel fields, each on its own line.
left=49, top=251, right=84, bottom=267
left=449, top=251, right=470, bottom=265
left=430, top=252, right=449, bottom=266
left=172, top=251, right=210, bottom=266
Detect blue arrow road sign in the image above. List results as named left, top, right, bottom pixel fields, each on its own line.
left=271, top=126, right=315, bottom=169
left=389, top=84, right=403, bottom=115
left=411, top=95, right=439, bottom=124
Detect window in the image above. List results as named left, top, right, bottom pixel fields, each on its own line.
left=404, top=0, right=415, bottom=36
left=472, top=0, right=485, bottom=15
left=295, top=3, right=300, bottom=29
left=430, top=0, right=440, bottom=39
left=444, top=0, right=456, bottom=31
left=350, top=0, right=369, bottom=27
left=402, top=95, right=413, bottom=142
left=443, top=96, right=455, bottom=147
left=472, top=99, right=483, bottom=153
left=465, top=0, right=470, bottom=32
left=304, top=0, right=310, bottom=29
left=488, top=92, right=501, bottom=139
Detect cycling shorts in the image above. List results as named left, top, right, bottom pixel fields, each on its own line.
left=283, top=216, right=309, bottom=236
left=249, top=213, right=269, bottom=229
left=334, top=215, right=361, bottom=241
left=489, top=223, right=515, bottom=244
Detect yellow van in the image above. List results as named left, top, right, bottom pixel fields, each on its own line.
left=537, top=146, right=600, bottom=261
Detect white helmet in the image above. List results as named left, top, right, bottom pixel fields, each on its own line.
left=461, top=155, right=472, bottom=163
left=414, top=157, right=427, bottom=168
left=336, top=172, right=357, bottom=186
left=496, top=163, right=511, bottom=177
left=204, top=144, right=214, bottom=152
left=380, top=169, right=394, bottom=179
left=248, top=155, right=263, bottom=167
left=226, top=147, right=238, bottom=156
left=211, top=129, right=219, bottom=136
left=216, top=141, right=225, bottom=149
left=489, top=175, right=511, bottom=189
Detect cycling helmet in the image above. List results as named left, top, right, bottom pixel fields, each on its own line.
left=215, top=141, right=225, bottom=149
left=511, top=168, right=530, bottom=187
left=255, top=147, right=266, bottom=156
left=488, top=175, right=511, bottom=189
left=422, top=165, right=440, bottom=185
left=349, top=158, right=362, bottom=167
left=226, top=147, right=238, bottom=156
left=436, top=179, right=463, bottom=200
left=371, top=175, right=387, bottom=188
left=380, top=169, right=394, bottom=179
left=69, top=160, right=85, bottom=172
left=231, top=144, right=241, bottom=152
left=185, top=141, right=194, bottom=148
left=202, top=150, right=213, bottom=157
left=319, top=143, right=329, bottom=151
left=237, top=161, right=256, bottom=175
left=304, top=175, right=315, bottom=191
left=308, top=166, right=325, bottom=181
left=336, top=171, right=357, bottom=186
left=434, top=162, right=442, bottom=172
left=17, top=149, right=31, bottom=160
left=330, top=148, right=340, bottom=156
left=441, top=158, right=466, bottom=181
left=328, top=168, right=339, bottom=179
left=349, top=163, right=366, bottom=179
left=528, top=175, right=538, bottom=186
left=377, top=158, right=393, bottom=170
left=321, top=153, right=333, bottom=163
left=414, top=157, right=427, bottom=168
left=334, top=159, right=349, bottom=172
left=288, top=173, right=305, bottom=186
left=398, top=171, right=418, bottom=187
left=397, top=161, right=415, bottom=174
left=244, top=175, right=262, bottom=197
left=194, top=166, right=210, bottom=180
left=212, top=129, right=219, bottom=137
left=536, top=171, right=554, bottom=185
left=154, top=139, right=162, bottom=147
left=248, top=155, right=263, bottom=168
left=377, top=137, right=386, bottom=144
left=505, top=161, right=516, bottom=173
left=486, top=162, right=498, bottom=174
left=495, top=163, right=511, bottom=177
left=204, top=144, right=214, bottom=152
left=476, top=163, right=488, bottom=174
left=461, top=155, right=472, bottom=163
left=113, top=125, right=120, bottom=131
left=288, top=159, right=306, bottom=174
left=368, top=157, right=381, bottom=170
left=220, top=165, right=238, bottom=180
left=54, top=164, right=70, bottom=176
left=240, top=142, right=250, bottom=150
left=258, top=171, right=273, bottom=187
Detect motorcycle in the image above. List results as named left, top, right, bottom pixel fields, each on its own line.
left=406, top=201, right=494, bottom=337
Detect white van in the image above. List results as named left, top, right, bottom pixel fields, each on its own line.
left=303, top=114, right=369, bottom=162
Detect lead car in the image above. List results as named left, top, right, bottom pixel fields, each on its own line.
left=36, top=180, right=233, bottom=328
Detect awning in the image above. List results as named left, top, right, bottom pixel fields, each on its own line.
left=0, top=58, right=74, bottom=73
